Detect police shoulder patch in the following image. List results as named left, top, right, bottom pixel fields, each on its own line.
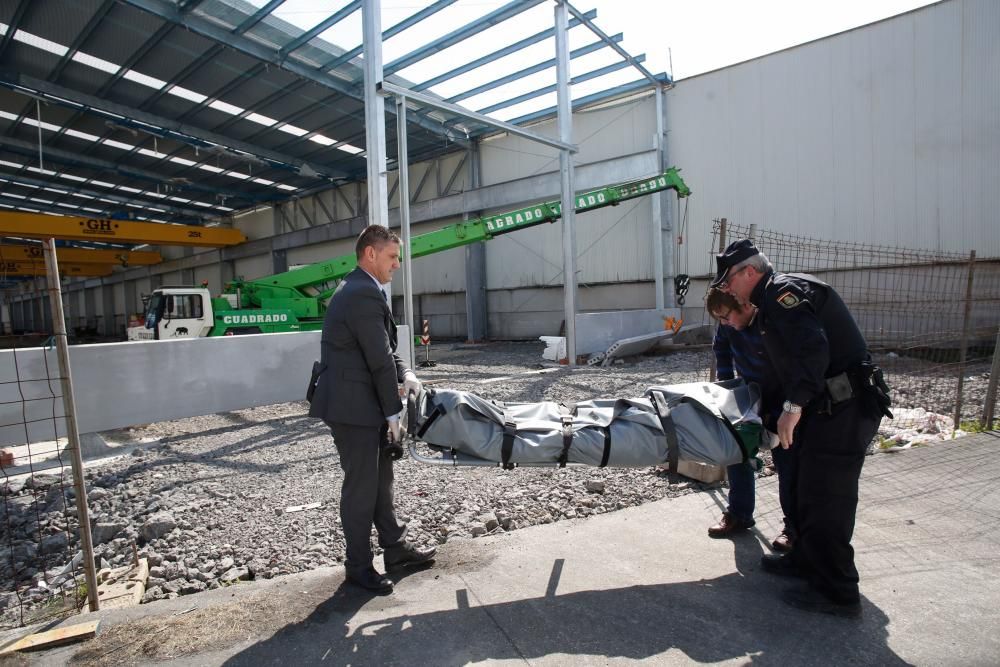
left=776, top=290, right=801, bottom=309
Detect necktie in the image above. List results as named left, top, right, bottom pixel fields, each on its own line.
left=380, top=288, right=388, bottom=302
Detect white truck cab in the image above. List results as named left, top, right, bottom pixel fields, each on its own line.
left=126, top=287, right=215, bottom=341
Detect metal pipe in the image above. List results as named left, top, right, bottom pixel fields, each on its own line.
left=565, top=2, right=660, bottom=84
left=982, top=326, right=1000, bottom=430
left=42, top=239, right=99, bottom=612
left=555, top=0, right=577, bottom=366
left=377, top=81, right=577, bottom=153
left=653, top=85, right=665, bottom=309
left=363, top=0, right=388, bottom=228
left=396, top=97, right=416, bottom=370
left=953, top=250, right=976, bottom=433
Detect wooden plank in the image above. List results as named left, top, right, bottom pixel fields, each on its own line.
left=0, top=620, right=101, bottom=654
left=0, top=211, right=245, bottom=247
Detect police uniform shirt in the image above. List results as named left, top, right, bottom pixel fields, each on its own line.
left=748, top=270, right=870, bottom=409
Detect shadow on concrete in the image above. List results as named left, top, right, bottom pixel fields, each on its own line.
left=222, top=542, right=910, bottom=666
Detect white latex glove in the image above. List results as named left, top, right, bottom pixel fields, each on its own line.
left=402, top=370, right=422, bottom=398
left=387, top=419, right=401, bottom=443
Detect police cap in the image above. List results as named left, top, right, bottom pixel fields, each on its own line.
left=710, top=239, right=760, bottom=288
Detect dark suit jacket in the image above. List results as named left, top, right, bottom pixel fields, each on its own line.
left=308, top=267, right=408, bottom=427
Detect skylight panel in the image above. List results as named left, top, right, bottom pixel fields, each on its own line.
left=246, top=113, right=279, bottom=127
left=209, top=100, right=244, bottom=116
left=337, top=144, right=364, bottom=155
left=13, top=29, right=68, bottom=57
left=123, top=70, right=168, bottom=90
left=72, top=51, right=120, bottom=75
left=170, top=86, right=208, bottom=104
left=277, top=124, right=309, bottom=137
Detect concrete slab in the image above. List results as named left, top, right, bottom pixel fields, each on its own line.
left=13, top=432, right=1000, bottom=666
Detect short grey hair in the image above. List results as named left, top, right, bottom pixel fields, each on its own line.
left=731, top=251, right=772, bottom=276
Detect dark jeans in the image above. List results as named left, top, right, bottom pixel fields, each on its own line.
left=725, top=461, right=756, bottom=522
left=771, top=443, right=798, bottom=536
left=790, top=397, right=879, bottom=604
left=727, top=436, right=795, bottom=529
left=328, top=422, right=407, bottom=574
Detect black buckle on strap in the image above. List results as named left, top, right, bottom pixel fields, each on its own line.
left=558, top=415, right=574, bottom=468
left=501, top=420, right=517, bottom=470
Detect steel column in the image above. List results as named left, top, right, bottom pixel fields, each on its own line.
left=464, top=142, right=487, bottom=342
left=364, top=0, right=391, bottom=303
left=396, top=97, right=415, bottom=370
left=555, top=0, right=577, bottom=365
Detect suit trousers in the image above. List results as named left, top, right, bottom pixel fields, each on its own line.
left=328, top=422, right=407, bottom=574
left=791, top=395, right=879, bottom=604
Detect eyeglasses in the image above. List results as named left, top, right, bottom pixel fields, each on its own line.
left=714, top=308, right=735, bottom=324
left=718, top=266, right=746, bottom=290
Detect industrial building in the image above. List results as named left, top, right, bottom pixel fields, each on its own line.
left=2, top=0, right=994, bottom=346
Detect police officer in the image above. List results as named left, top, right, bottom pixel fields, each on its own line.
left=712, top=239, right=890, bottom=619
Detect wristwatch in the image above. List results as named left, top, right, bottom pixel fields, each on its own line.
left=782, top=400, right=802, bottom=414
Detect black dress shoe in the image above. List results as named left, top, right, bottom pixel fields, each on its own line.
left=346, top=567, right=394, bottom=594
left=760, top=553, right=805, bottom=579
left=781, top=584, right=862, bottom=619
left=384, top=542, right=437, bottom=570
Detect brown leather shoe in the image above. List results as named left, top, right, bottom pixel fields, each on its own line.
left=707, top=512, right=755, bottom=538
left=771, top=530, right=794, bottom=553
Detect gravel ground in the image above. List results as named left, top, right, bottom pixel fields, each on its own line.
left=1, top=341, right=994, bottom=627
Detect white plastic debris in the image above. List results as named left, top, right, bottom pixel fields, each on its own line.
left=539, top=336, right=566, bottom=362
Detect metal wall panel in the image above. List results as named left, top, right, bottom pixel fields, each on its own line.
left=669, top=0, right=1000, bottom=277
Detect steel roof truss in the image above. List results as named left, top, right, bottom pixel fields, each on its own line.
left=447, top=34, right=621, bottom=104
left=475, top=55, right=643, bottom=115
left=0, top=170, right=208, bottom=220
left=279, top=0, right=361, bottom=61
left=0, top=135, right=262, bottom=207
left=122, top=0, right=467, bottom=148
left=412, top=9, right=595, bottom=92
left=383, top=0, right=547, bottom=77
left=320, top=0, right=459, bottom=72
left=1, top=73, right=345, bottom=181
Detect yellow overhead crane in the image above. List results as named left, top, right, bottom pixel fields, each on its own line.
left=0, top=245, right=162, bottom=266
left=0, top=211, right=246, bottom=247
left=1, top=261, right=113, bottom=277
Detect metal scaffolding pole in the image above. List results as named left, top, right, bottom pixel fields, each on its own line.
left=42, top=239, right=99, bottom=613
left=555, top=0, right=578, bottom=365
left=362, top=3, right=388, bottom=226
left=363, top=0, right=392, bottom=302
left=396, top=97, right=416, bottom=369
left=652, top=85, right=665, bottom=309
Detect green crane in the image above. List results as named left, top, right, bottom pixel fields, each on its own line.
left=128, top=168, right=690, bottom=341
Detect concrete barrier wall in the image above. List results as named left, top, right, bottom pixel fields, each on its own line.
left=0, top=328, right=412, bottom=447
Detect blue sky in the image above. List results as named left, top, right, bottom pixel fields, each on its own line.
left=259, top=0, right=940, bottom=123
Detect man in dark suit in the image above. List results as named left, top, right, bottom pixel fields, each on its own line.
left=309, top=224, right=435, bottom=594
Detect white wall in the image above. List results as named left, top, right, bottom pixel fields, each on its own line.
left=668, top=0, right=1000, bottom=278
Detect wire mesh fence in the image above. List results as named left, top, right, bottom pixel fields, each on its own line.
left=710, top=220, right=1000, bottom=442
left=1, top=243, right=97, bottom=631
